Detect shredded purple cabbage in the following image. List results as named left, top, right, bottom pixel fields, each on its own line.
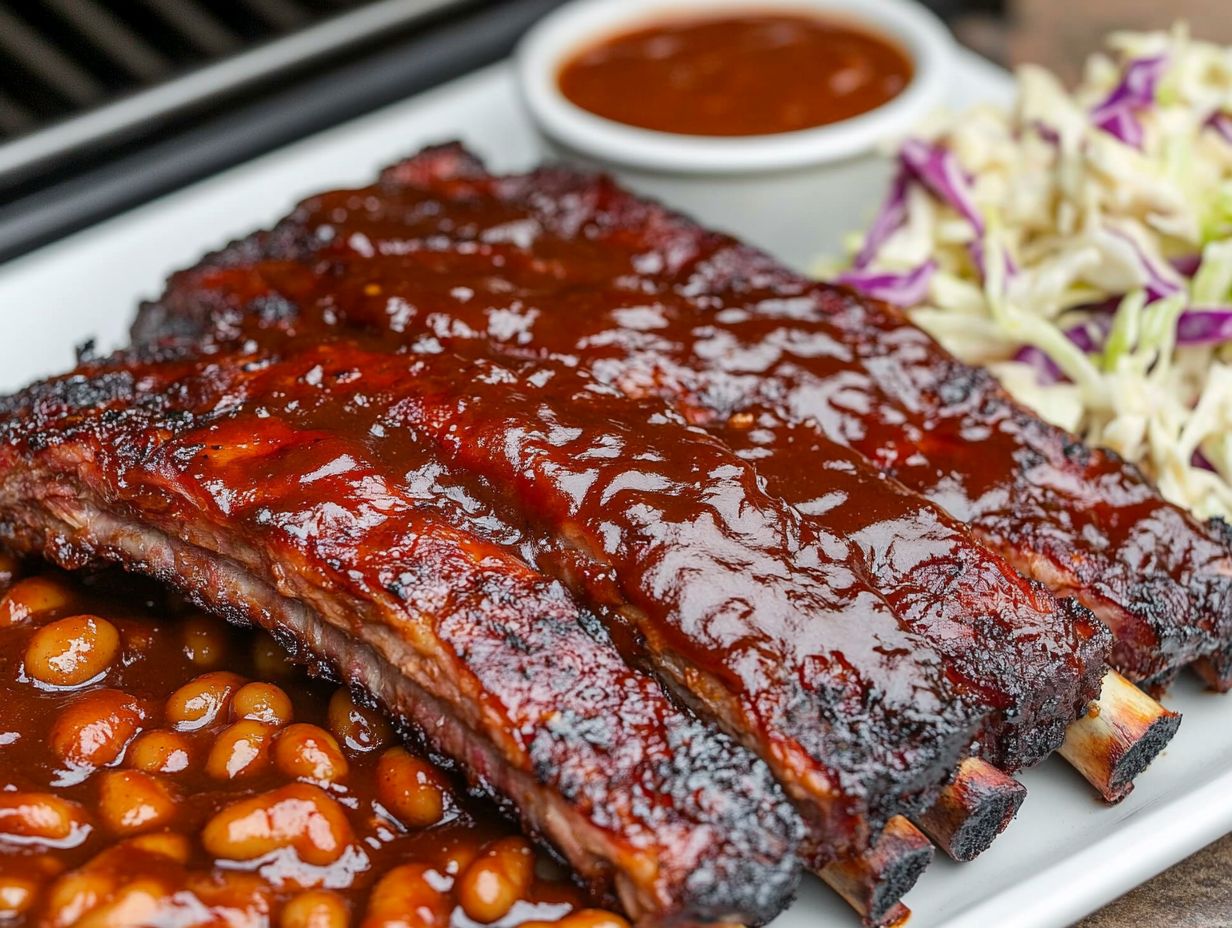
left=852, top=139, right=986, bottom=270
left=1089, top=54, right=1167, bottom=148
left=1175, top=309, right=1232, bottom=345
left=968, top=238, right=1018, bottom=283
left=1171, top=253, right=1204, bottom=277
left=1013, top=345, right=1065, bottom=384
left=897, top=138, right=1014, bottom=284
left=1013, top=317, right=1113, bottom=384
left=1066, top=316, right=1114, bottom=352
left=1108, top=228, right=1185, bottom=302
left=1076, top=296, right=1121, bottom=315
left=1193, top=448, right=1216, bottom=472
left=1208, top=111, right=1232, bottom=145
left=1092, top=55, right=1167, bottom=115
left=1032, top=121, right=1061, bottom=146
left=856, top=139, right=1002, bottom=279
left=1093, top=107, right=1146, bottom=148
left=1017, top=309, right=1232, bottom=385
left=899, top=139, right=985, bottom=235
left=854, top=168, right=910, bottom=269
left=837, top=260, right=937, bottom=306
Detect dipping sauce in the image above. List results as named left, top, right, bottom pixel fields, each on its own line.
left=0, top=558, right=626, bottom=928
left=557, top=12, right=913, bottom=137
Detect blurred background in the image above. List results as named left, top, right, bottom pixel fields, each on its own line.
left=2, top=0, right=1231, bottom=261
left=6, top=0, right=1232, bottom=147
left=949, top=0, right=1232, bottom=81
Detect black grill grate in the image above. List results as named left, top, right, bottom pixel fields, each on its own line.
left=0, top=0, right=563, bottom=263
left=0, top=0, right=982, bottom=262
left=0, top=0, right=378, bottom=140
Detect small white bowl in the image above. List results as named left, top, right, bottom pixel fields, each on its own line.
left=516, top=0, right=957, bottom=175
left=514, top=0, right=958, bottom=268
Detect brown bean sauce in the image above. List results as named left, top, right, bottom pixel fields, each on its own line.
left=0, top=558, right=625, bottom=928
left=557, top=12, right=913, bottom=136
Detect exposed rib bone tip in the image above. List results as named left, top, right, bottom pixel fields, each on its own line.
left=1058, top=670, right=1181, bottom=802
left=917, top=757, right=1026, bottom=861
left=819, top=816, right=933, bottom=925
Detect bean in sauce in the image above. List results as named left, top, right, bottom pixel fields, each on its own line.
left=0, top=564, right=627, bottom=928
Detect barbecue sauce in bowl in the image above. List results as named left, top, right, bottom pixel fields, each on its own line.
left=557, top=12, right=913, bottom=137
left=0, top=561, right=624, bottom=928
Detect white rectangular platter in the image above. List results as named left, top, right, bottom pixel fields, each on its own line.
left=2, top=48, right=1230, bottom=928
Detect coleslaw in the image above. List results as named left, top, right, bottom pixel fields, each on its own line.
left=820, top=26, right=1232, bottom=520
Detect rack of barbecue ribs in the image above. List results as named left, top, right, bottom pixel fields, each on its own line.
left=0, top=347, right=805, bottom=925
left=2, top=145, right=1227, bottom=927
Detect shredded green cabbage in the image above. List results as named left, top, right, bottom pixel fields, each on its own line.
left=822, top=25, right=1232, bottom=520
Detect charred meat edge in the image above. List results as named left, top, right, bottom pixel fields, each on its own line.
left=0, top=454, right=801, bottom=927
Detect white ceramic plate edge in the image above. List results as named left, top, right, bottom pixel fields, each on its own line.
left=1, top=50, right=1228, bottom=928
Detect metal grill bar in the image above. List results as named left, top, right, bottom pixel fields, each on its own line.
left=141, top=0, right=242, bottom=57
left=0, top=89, right=34, bottom=135
left=0, top=6, right=105, bottom=107
left=42, top=0, right=173, bottom=83
left=0, top=0, right=562, bottom=263
left=239, top=0, right=311, bottom=31
left=0, top=0, right=472, bottom=181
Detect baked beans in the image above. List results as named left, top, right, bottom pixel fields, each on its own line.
left=0, top=566, right=622, bottom=927
left=234, top=682, right=295, bottom=726
left=95, top=770, right=179, bottom=835
left=181, top=614, right=232, bottom=668
left=361, top=863, right=450, bottom=928
left=456, top=836, right=535, bottom=923
left=125, top=729, right=194, bottom=775
left=252, top=635, right=295, bottom=679
left=375, top=748, right=448, bottom=830
left=327, top=689, right=393, bottom=755
left=280, top=889, right=349, bottom=928
left=49, top=689, right=146, bottom=770
left=0, top=874, right=39, bottom=918
left=123, top=832, right=192, bottom=863
left=272, top=724, right=349, bottom=785
left=0, top=793, right=91, bottom=848
left=202, top=783, right=355, bottom=867
left=206, top=719, right=276, bottom=781
left=24, top=615, right=121, bottom=688
left=1, top=575, right=72, bottom=627
left=164, top=671, right=246, bottom=731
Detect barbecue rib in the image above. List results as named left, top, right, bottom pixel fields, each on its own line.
left=711, top=415, right=1109, bottom=771
left=783, top=290, right=1232, bottom=688
left=132, top=146, right=1111, bottom=770
left=5, top=339, right=990, bottom=867
left=0, top=351, right=804, bottom=927
left=130, top=144, right=1231, bottom=690
left=291, top=342, right=986, bottom=858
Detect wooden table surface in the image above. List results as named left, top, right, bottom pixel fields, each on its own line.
left=1075, top=834, right=1232, bottom=927
left=947, top=2, right=1232, bottom=924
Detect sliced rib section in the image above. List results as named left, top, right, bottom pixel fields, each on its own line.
left=710, top=415, right=1109, bottom=771
left=336, top=345, right=985, bottom=860
left=0, top=352, right=803, bottom=927
left=781, top=290, right=1232, bottom=687
left=98, top=341, right=983, bottom=862
left=130, top=145, right=1111, bottom=775
left=130, top=143, right=1231, bottom=689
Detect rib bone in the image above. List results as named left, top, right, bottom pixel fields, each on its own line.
left=819, top=817, right=932, bottom=926
left=1058, top=670, right=1182, bottom=802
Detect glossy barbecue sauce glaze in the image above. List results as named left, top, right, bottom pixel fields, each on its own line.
left=137, top=149, right=1115, bottom=779
left=168, top=148, right=1198, bottom=687
left=0, top=558, right=625, bottom=928
left=557, top=12, right=913, bottom=136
